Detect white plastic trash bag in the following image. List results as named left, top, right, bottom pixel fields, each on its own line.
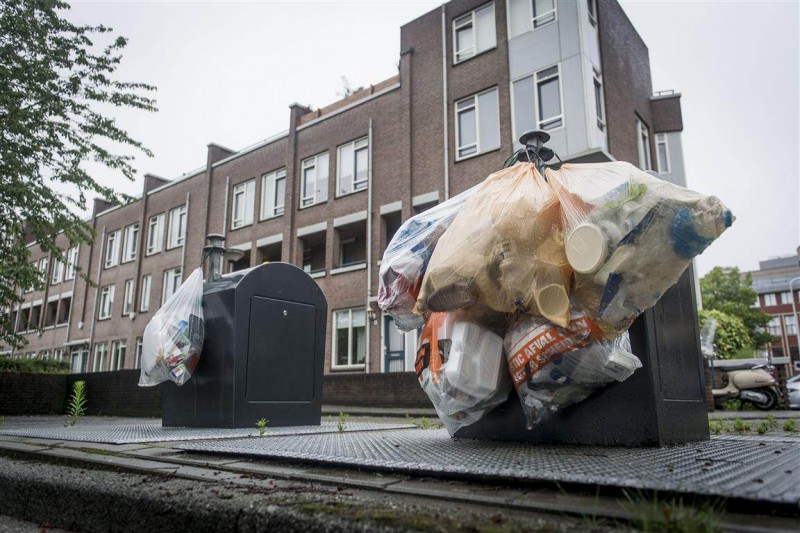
left=139, top=268, right=205, bottom=386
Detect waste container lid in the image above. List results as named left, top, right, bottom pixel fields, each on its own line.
left=566, top=223, right=608, bottom=274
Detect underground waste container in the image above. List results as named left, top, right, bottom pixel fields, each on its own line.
left=162, top=262, right=328, bottom=428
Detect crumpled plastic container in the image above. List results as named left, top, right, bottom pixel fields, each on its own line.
left=139, top=268, right=205, bottom=386
left=415, top=310, right=511, bottom=435
left=417, top=163, right=572, bottom=327
left=547, top=162, right=733, bottom=336
left=378, top=187, right=475, bottom=331
left=505, top=311, right=641, bottom=428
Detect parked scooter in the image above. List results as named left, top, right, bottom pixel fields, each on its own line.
left=700, top=319, right=780, bottom=411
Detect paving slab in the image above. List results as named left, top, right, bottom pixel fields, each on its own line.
left=177, top=428, right=800, bottom=506
left=0, top=421, right=415, bottom=444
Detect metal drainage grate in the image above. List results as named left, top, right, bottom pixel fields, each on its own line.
left=0, top=422, right=416, bottom=445
left=177, top=429, right=800, bottom=505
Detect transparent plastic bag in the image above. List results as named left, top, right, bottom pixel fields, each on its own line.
left=547, top=162, right=733, bottom=336
left=505, top=311, right=641, bottom=428
left=417, top=163, right=572, bottom=327
left=414, top=311, right=511, bottom=435
left=139, top=268, right=205, bottom=386
left=378, top=187, right=475, bottom=331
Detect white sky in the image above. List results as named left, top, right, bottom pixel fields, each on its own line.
left=65, top=0, right=799, bottom=275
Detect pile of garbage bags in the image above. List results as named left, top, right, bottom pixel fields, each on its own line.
left=139, top=268, right=205, bottom=387
left=379, top=161, right=733, bottom=434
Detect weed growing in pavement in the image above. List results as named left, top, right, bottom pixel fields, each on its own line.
left=783, top=419, right=797, bottom=432
left=256, top=418, right=269, bottom=437
left=765, top=414, right=779, bottom=431
left=337, top=412, right=349, bottom=433
left=732, top=418, right=750, bottom=433
left=757, top=422, right=770, bottom=435
left=720, top=399, right=741, bottom=411
left=708, top=419, right=724, bottom=435
left=620, top=489, right=724, bottom=533
left=65, top=380, right=87, bottom=427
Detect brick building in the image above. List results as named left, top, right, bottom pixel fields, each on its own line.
left=3, top=0, right=686, bottom=377
left=748, top=254, right=800, bottom=370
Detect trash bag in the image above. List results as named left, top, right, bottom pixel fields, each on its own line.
left=417, top=163, right=572, bottom=327
left=414, top=310, right=511, bottom=435
left=378, top=187, right=475, bottom=332
left=547, top=162, right=733, bottom=336
left=505, top=311, right=641, bottom=428
left=139, top=268, right=205, bottom=386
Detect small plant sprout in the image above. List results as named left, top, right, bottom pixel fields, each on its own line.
left=765, top=414, right=778, bottom=431
left=337, top=412, right=350, bottom=433
left=732, top=418, right=750, bottom=433
left=783, top=418, right=797, bottom=433
left=757, top=421, right=770, bottom=435
left=65, top=380, right=87, bottom=427
left=708, top=419, right=723, bottom=435
left=256, top=418, right=269, bottom=437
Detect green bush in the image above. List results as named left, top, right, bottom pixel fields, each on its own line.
left=698, top=309, right=750, bottom=359
left=0, top=357, right=70, bottom=374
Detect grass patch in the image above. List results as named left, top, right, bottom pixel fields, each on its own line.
left=620, top=490, right=724, bottom=533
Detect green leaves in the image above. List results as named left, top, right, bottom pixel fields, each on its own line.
left=65, top=380, right=87, bottom=427
left=699, top=309, right=750, bottom=359
left=0, top=0, right=156, bottom=349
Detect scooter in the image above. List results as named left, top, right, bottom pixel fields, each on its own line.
left=700, top=318, right=780, bottom=411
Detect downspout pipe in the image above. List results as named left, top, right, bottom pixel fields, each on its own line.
left=88, top=226, right=107, bottom=366
left=365, top=118, right=374, bottom=374
left=441, top=4, right=450, bottom=200
left=180, top=192, right=190, bottom=277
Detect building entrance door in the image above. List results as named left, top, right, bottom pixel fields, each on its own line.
left=384, top=316, right=406, bottom=372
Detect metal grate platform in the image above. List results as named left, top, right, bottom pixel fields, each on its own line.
left=0, top=422, right=415, bottom=445
left=178, top=429, right=800, bottom=505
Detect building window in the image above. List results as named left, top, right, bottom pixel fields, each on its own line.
left=453, top=2, right=496, bottom=63
left=763, top=293, right=777, bottom=307
left=587, top=0, right=597, bottom=25
left=51, top=257, right=64, bottom=285
left=299, top=231, right=326, bottom=275
left=533, top=0, right=557, bottom=28
left=123, top=279, right=135, bottom=316
left=162, top=267, right=182, bottom=304
left=455, top=87, right=500, bottom=160
left=336, top=222, right=367, bottom=268
left=105, top=230, right=120, bottom=268
left=333, top=308, right=367, bottom=368
left=260, top=169, right=286, bottom=219
left=134, top=337, right=143, bottom=369
left=28, top=304, right=41, bottom=330
left=44, top=300, right=57, bottom=327
left=65, top=246, right=79, bottom=280
left=636, top=117, right=652, bottom=170
left=122, top=223, right=139, bottom=263
left=767, top=316, right=781, bottom=336
left=98, top=285, right=114, bottom=320
left=231, top=179, right=256, bottom=229
left=40, top=350, right=50, bottom=360
left=57, top=297, right=71, bottom=325
left=140, top=274, right=151, bottom=312
left=300, top=152, right=329, bottom=208
left=337, top=138, right=369, bottom=196
left=146, top=214, right=164, bottom=255
left=54, top=348, right=64, bottom=362
left=38, top=257, right=49, bottom=283
left=512, top=65, right=563, bottom=141
left=780, top=291, right=793, bottom=305
left=93, top=342, right=108, bottom=372
left=785, top=315, right=798, bottom=336
left=167, top=205, right=187, bottom=249
left=110, top=339, right=126, bottom=371
left=656, top=133, right=670, bottom=174
left=593, top=69, right=605, bottom=131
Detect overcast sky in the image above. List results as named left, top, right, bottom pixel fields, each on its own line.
left=65, top=0, right=799, bottom=276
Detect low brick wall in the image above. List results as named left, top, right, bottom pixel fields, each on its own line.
left=322, top=372, right=429, bottom=408
left=1, top=370, right=430, bottom=417
left=0, top=372, right=67, bottom=416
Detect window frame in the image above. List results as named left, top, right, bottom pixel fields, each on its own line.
left=532, top=0, right=557, bottom=29
left=98, top=284, right=115, bottom=320
left=260, top=168, right=287, bottom=220
left=331, top=308, right=367, bottom=370
left=452, top=2, right=496, bottom=64
left=587, top=0, right=598, bottom=26
left=231, top=179, right=256, bottom=230
left=636, top=117, right=652, bottom=170
left=162, top=267, right=182, bottom=305
left=65, top=246, right=79, bottom=280
left=784, top=314, right=797, bottom=336
left=780, top=291, right=793, bottom=305
left=93, top=342, right=108, bottom=373
left=134, top=337, right=143, bottom=369
left=336, top=137, right=370, bottom=198
left=110, top=339, right=127, bottom=371
left=140, top=274, right=151, bottom=312
left=763, top=293, right=778, bottom=307
left=146, top=213, right=165, bottom=256
left=167, top=205, right=187, bottom=250
left=122, top=223, right=139, bottom=263
left=510, top=63, right=565, bottom=142
left=593, top=69, right=605, bottom=131
left=455, top=86, right=501, bottom=161
left=122, top=279, right=135, bottom=316
left=105, top=230, right=121, bottom=269
left=300, top=152, right=329, bottom=209
left=51, top=257, right=64, bottom=285
left=655, top=133, right=671, bottom=174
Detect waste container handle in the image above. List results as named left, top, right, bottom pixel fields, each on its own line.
left=503, top=129, right=563, bottom=176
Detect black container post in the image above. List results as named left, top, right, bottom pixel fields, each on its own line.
left=162, top=260, right=328, bottom=428
left=456, top=131, right=709, bottom=446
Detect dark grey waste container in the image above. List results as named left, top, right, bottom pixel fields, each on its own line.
left=455, top=266, right=709, bottom=447
left=162, top=262, right=327, bottom=428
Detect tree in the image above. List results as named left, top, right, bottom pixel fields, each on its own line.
left=698, top=309, right=750, bottom=359
left=700, top=267, right=775, bottom=350
left=0, top=0, right=156, bottom=349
